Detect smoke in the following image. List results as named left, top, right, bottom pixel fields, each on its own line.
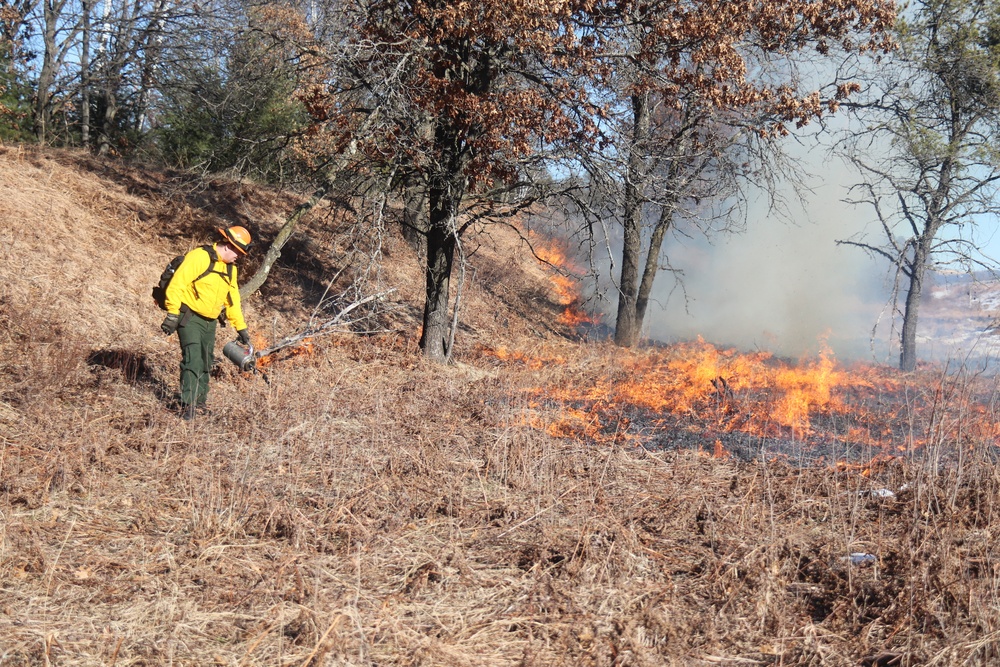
left=585, top=153, right=897, bottom=362
left=557, top=132, right=1000, bottom=368
left=646, top=179, right=892, bottom=360
left=643, top=214, right=891, bottom=361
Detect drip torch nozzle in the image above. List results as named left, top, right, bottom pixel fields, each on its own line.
left=222, top=341, right=257, bottom=372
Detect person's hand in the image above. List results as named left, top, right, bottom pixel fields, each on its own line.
left=161, top=313, right=180, bottom=335
left=237, top=329, right=251, bottom=346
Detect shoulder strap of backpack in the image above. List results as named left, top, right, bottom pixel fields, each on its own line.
left=188, top=245, right=230, bottom=282
left=202, top=244, right=233, bottom=282
left=193, top=245, right=217, bottom=283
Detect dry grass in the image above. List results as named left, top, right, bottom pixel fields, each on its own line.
left=2, top=146, right=1000, bottom=666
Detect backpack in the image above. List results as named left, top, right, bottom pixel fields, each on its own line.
left=152, top=245, right=232, bottom=310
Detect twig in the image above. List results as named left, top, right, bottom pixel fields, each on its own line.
left=108, top=636, right=124, bottom=666
left=262, top=289, right=397, bottom=357
left=298, top=614, right=347, bottom=667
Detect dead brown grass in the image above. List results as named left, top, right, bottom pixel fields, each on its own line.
left=3, top=146, right=1000, bottom=666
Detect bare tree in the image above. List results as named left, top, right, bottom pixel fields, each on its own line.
left=588, top=88, right=790, bottom=347
left=33, top=0, right=80, bottom=142
left=15, top=0, right=192, bottom=147
left=580, top=0, right=897, bottom=348
left=837, top=0, right=1000, bottom=371
left=89, top=0, right=180, bottom=154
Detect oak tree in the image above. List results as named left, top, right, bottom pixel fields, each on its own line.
left=299, top=0, right=601, bottom=360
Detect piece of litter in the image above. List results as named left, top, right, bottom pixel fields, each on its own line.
left=847, top=553, right=877, bottom=566
left=859, top=489, right=895, bottom=498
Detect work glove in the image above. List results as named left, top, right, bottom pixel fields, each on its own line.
left=237, top=329, right=251, bottom=346
left=161, top=313, right=180, bottom=335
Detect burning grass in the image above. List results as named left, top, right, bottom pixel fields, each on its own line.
left=4, top=147, right=1000, bottom=666
left=530, top=231, right=602, bottom=330
left=480, top=337, right=1000, bottom=466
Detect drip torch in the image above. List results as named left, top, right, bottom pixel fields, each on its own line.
left=222, top=340, right=272, bottom=384
left=222, top=331, right=320, bottom=382
left=223, top=340, right=258, bottom=372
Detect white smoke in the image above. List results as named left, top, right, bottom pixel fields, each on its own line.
left=641, top=171, right=893, bottom=362
left=578, top=145, right=898, bottom=363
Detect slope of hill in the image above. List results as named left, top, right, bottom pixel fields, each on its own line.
left=3, top=147, right=1000, bottom=667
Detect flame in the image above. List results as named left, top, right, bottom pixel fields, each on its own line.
left=249, top=333, right=272, bottom=368
left=531, top=233, right=601, bottom=328
left=480, top=335, right=1000, bottom=457
left=712, top=439, right=730, bottom=459
left=251, top=334, right=315, bottom=368
left=288, top=338, right=315, bottom=356
left=770, top=339, right=841, bottom=437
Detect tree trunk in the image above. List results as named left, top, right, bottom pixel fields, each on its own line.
left=899, top=244, right=928, bottom=372
left=241, top=129, right=366, bottom=297
left=81, top=0, right=91, bottom=146
left=134, top=0, right=166, bottom=133
left=402, top=118, right=433, bottom=255
left=634, top=200, right=676, bottom=329
left=240, top=179, right=331, bottom=298
left=96, top=86, right=117, bottom=156
left=418, top=183, right=459, bottom=361
left=401, top=182, right=426, bottom=255
left=614, top=206, right=642, bottom=346
left=899, top=155, right=949, bottom=371
left=34, top=0, right=60, bottom=143
left=614, top=91, right=651, bottom=347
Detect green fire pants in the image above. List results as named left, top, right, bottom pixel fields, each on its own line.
left=177, top=312, right=217, bottom=407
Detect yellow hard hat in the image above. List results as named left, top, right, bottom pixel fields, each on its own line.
left=218, top=225, right=252, bottom=255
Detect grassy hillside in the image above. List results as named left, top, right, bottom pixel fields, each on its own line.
left=3, top=146, right=1000, bottom=667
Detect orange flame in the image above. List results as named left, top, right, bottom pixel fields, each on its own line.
left=481, top=335, right=988, bottom=456
left=251, top=334, right=315, bottom=368
left=532, top=233, right=601, bottom=328
left=712, top=439, right=730, bottom=459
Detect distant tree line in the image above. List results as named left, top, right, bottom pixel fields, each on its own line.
left=8, top=0, right=996, bottom=371
left=1, top=0, right=308, bottom=181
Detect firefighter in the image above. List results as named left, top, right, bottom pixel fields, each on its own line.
left=161, top=226, right=253, bottom=420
